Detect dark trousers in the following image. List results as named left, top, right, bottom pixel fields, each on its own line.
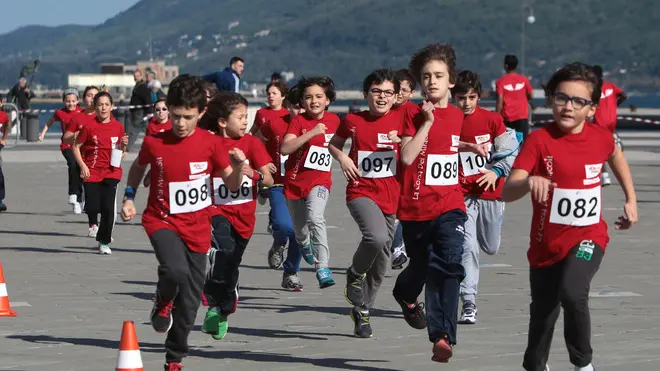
left=83, top=178, right=119, bottom=244
left=150, top=229, right=207, bottom=364
left=393, top=209, right=467, bottom=345
left=505, top=119, right=530, bottom=142
left=523, top=241, right=604, bottom=371
left=61, top=149, right=83, bottom=202
left=0, top=146, right=5, bottom=201
left=204, top=215, right=250, bottom=315
left=127, top=109, right=145, bottom=153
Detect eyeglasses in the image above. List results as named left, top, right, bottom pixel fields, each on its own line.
left=552, top=92, right=593, bottom=110
left=399, top=88, right=412, bottom=94
left=155, top=108, right=168, bottom=112
left=370, top=88, right=396, bottom=98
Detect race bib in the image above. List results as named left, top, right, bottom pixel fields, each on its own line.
left=358, top=150, right=396, bottom=179
left=304, top=145, right=332, bottom=172
left=549, top=186, right=601, bottom=226
left=280, top=154, right=289, bottom=176
left=425, top=154, right=459, bottom=186
left=213, top=175, right=253, bottom=206
left=168, top=175, right=212, bottom=214
left=460, top=143, right=493, bottom=176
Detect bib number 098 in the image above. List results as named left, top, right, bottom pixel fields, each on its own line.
left=169, top=176, right=212, bottom=214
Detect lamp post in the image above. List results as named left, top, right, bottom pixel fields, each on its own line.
left=521, top=1, right=535, bottom=77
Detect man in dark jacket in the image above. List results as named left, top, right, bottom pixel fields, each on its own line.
left=127, top=69, right=152, bottom=152
left=7, top=77, right=35, bottom=110
left=203, top=56, right=244, bottom=93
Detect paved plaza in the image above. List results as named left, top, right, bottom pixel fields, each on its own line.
left=1, top=131, right=660, bottom=370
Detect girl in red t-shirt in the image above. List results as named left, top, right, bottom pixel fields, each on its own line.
left=503, top=63, right=638, bottom=371
left=328, top=69, right=402, bottom=338
left=281, top=76, right=339, bottom=289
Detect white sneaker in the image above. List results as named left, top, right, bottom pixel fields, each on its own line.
left=68, top=195, right=77, bottom=205
left=88, top=224, right=99, bottom=237
left=602, top=172, right=612, bottom=186
left=73, top=202, right=82, bottom=214
left=391, top=247, right=408, bottom=269
left=458, top=302, right=477, bottom=324
left=98, top=243, right=112, bottom=255
left=574, top=363, right=595, bottom=371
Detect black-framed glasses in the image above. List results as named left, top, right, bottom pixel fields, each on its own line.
left=370, top=88, right=396, bottom=98
left=552, top=92, right=593, bottom=110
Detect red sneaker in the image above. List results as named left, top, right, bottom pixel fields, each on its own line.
left=431, top=336, right=453, bottom=363
left=164, top=362, right=183, bottom=370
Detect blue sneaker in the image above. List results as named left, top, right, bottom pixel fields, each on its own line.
left=316, top=268, right=335, bottom=289
left=300, top=240, right=315, bottom=265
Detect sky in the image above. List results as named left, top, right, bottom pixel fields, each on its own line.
left=0, top=0, right=139, bottom=35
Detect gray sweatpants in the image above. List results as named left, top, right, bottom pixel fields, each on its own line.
left=286, top=185, right=330, bottom=269
left=460, top=196, right=505, bottom=304
left=348, top=197, right=397, bottom=309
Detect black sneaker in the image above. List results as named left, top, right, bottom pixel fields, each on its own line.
left=151, top=292, right=174, bottom=333
left=350, top=307, right=373, bottom=338
left=0, top=201, right=6, bottom=212
left=267, top=242, right=286, bottom=269
left=395, top=297, right=427, bottom=329
left=344, top=267, right=366, bottom=306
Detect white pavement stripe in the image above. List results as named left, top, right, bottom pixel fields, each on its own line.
left=9, top=301, right=30, bottom=307
left=481, top=263, right=513, bottom=268
left=589, top=291, right=643, bottom=298
left=115, top=349, right=143, bottom=368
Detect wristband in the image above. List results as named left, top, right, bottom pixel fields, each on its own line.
left=124, top=186, right=136, bottom=201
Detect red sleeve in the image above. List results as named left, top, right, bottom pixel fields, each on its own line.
left=495, top=78, right=504, bottom=95
left=603, top=127, right=616, bottom=157
left=76, top=124, right=89, bottom=144
left=65, top=115, right=81, bottom=133
left=512, top=131, right=540, bottom=173
left=285, top=115, right=302, bottom=136
left=52, top=110, right=62, bottom=122
left=0, top=112, right=8, bottom=125
left=401, top=110, right=422, bottom=137
left=335, top=114, right=354, bottom=139
left=525, top=77, right=533, bottom=94
left=612, top=83, right=623, bottom=96
left=137, top=135, right=154, bottom=166
left=491, top=113, right=507, bottom=137
left=253, top=109, right=265, bottom=130
left=212, top=138, right=231, bottom=171
left=250, top=136, right=273, bottom=169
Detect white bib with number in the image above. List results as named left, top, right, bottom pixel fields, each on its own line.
left=280, top=154, right=289, bottom=176
left=358, top=150, right=396, bottom=179
left=549, top=186, right=601, bottom=226
left=168, top=175, right=212, bottom=214
left=304, top=145, right=332, bottom=172
left=425, top=154, right=459, bottom=186
left=459, top=144, right=493, bottom=176
left=213, top=175, right=253, bottom=206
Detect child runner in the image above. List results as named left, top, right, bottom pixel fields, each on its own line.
left=146, top=98, right=172, bottom=136
left=496, top=55, right=533, bottom=141
left=120, top=75, right=246, bottom=371
left=451, top=70, right=520, bottom=325
left=328, top=68, right=401, bottom=338
left=198, top=92, right=274, bottom=340
left=0, top=95, right=8, bottom=212
left=72, top=92, right=125, bottom=255
left=389, top=68, right=418, bottom=269
left=502, top=62, right=638, bottom=371
left=281, top=76, right=340, bottom=288
left=391, top=44, right=487, bottom=363
left=39, top=88, right=84, bottom=213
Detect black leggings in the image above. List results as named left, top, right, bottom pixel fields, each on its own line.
left=61, top=148, right=83, bottom=202
left=83, top=178, right=119, bottom=244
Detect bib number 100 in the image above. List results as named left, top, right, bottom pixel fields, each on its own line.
left=169, top=176, right=212, bottom=214
left=425, top=154, right=459, bottom=186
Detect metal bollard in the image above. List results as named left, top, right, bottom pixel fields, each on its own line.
left=26, top=113, right=40, bottom=142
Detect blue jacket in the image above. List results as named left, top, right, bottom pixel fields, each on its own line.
left=203, top=67, right=240, bottom=93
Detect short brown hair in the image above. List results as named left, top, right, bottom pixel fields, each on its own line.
left=408, top=43, right=457, bottom=85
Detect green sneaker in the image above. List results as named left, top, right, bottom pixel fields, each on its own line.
left=202, top=307, right=229, bottom=340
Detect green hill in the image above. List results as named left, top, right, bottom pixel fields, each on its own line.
left=0, top=0, right=658, bottom=91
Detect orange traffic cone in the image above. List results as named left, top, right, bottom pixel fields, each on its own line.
left=115, top=321, right=144, bottom=371
left=0, top=263, right=17, bottom=317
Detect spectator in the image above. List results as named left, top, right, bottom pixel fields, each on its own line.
left=7, top=77, right=35, bottom=111
left=148, top=80, right=166, bottom=103
left=270, top=72, right=282, bottom=84
left=203, top=56, right=244, bottom=93
left=127, top=69, right=152, bottom=152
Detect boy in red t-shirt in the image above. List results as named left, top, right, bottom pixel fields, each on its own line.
left=496, top=55, right=533, bottom=141
left=0, top=94, right=8, bottom=212
left=503, top=63, right=638, bottom=371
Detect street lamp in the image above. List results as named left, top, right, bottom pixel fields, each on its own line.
left=521, top=1, right=535, bottom=77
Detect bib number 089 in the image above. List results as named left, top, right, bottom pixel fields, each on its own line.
left=425, top=154, right=459, bottom=186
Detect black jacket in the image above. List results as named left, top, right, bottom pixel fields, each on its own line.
left=130, top=80, right=151, bottom=110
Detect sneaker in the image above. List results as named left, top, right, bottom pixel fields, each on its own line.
left=150, top=294, right=174, bottom=333
left=431, top=336, right=453, bottom=363
left=316, top=268, right=335, bottom=289
left=281, top=271, right=303, bottom=292
left=258, top=193, right=268, bottom=206
left=394, top=297, right=427, bottom=329
left=98, top=243, right=112, bottom=255
left=344, top=267, right=366, bottom=306
left=164, top=362, right=184, bottom=371
left=574, top=364, right=595, bottom=371
left=458, top=302, right=477, bottom=324
left=391, top=248, right=408, bottom=270
left=68, top=194, right=76, bottom=205
left=602, top=172, right=612, bottom=186
left=266, top=221, right=273, bottom=235
left=73, top=202, right=82, bottom=214
left=88, top=224, right=99, bottom=238
left=202, top=307, right=229, bottom=340
left=545, top=365, right=550, bottom=371
left=267, top=242, right=286, bottom=269
left=0, top=201, right=6, bottom=212
left=300, top=240, right=315, bottom=265
left=350, top=307, right=373, bottom=338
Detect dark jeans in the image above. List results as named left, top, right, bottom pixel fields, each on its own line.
left=393, top=209, right=467, bottom=345
left=523, top=241, right=604, bottom=371
left=0, top=145, right=5, bottom=201
left=83, top=178, right=119, bottom=244
left=269, top=186, right=302, bottom=273
left=204, top=214, right=250, bottom=315
left=150, top=229, right=207, bottom=364
left=505, top=119, right=530, bottom=142
left=61, top=148, right=83, bottom=202
left=127, top=109, right=145, bottom=153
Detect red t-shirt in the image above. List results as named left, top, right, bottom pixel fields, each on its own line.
left=253, top=107, right=289, bottom=131
left=594, top=81, right=623, bottom=133
left=398, top=104, right=466, bottom=221
left=76, top=117, right=125, bottom=183
left=53, top=106, right=84, bottom=150
left=259, top=115, right=290, bottom=185
left=146, top=117, right=172, bottom=136
left=0, top=110, right=8, bottom=133
left=335, top=111, right=401, bottom=214
left=284, top=112, right=340, bottom=200
left=496, top=73, right=532, bottom=122
left=459, top=107, right=507, bottom=200
left=139, top=129, right=231, bottom=253
left=512, top=123, right=615, bottom=267
left=66, top=111, right=96, bottom=134
left=209, top=135, right=272, bottom=239
left=392, top=100, right=418, bottom=119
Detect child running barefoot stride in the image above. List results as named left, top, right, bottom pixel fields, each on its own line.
left=502, top=63, right=638, bottom=371
left=281, top=76, right=340, bottom=288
